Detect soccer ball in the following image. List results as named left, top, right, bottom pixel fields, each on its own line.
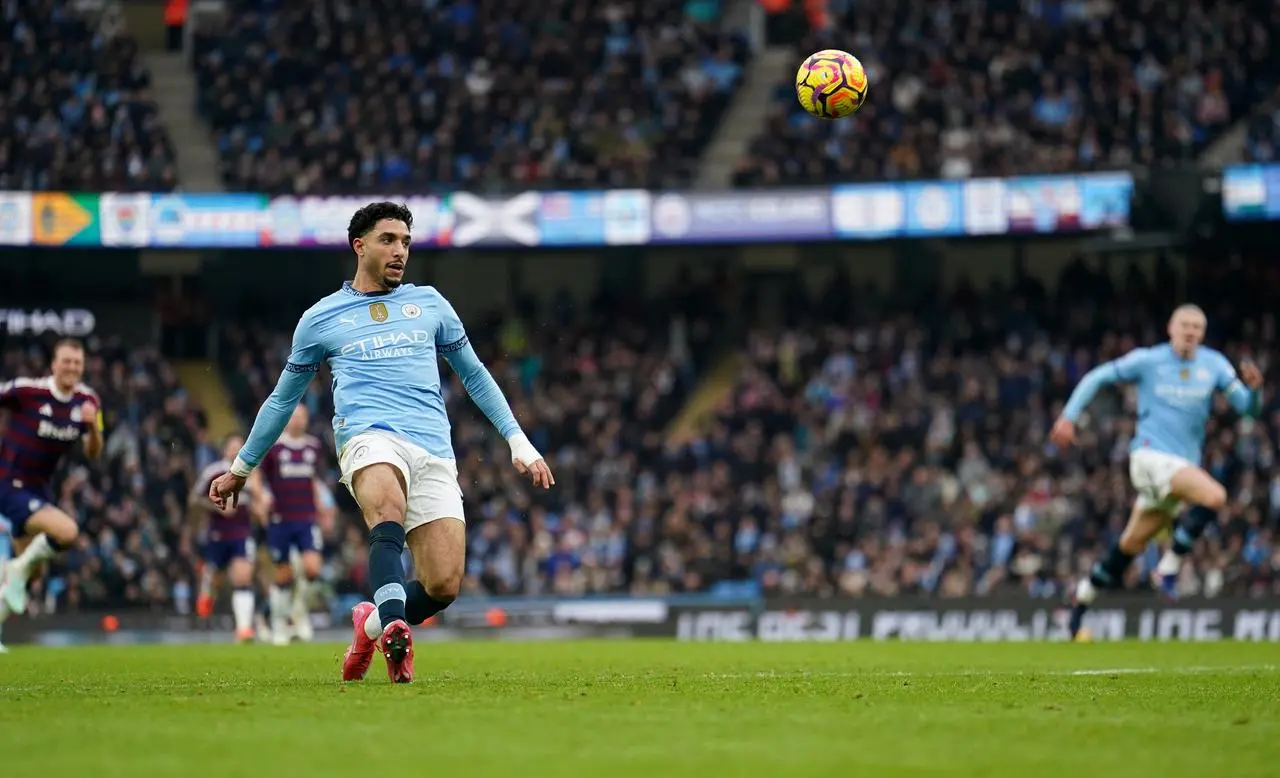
left=795, top=49, right=868, bottom=119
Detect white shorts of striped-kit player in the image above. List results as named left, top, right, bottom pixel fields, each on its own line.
left=338, top=430, right=464, bottom=532
left=1128, top=448, right=1191, bottom=515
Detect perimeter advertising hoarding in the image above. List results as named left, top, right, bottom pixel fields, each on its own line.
left=0, top=172, right=1134, bottom=249
left=6, top=597, right=1277, bottom=646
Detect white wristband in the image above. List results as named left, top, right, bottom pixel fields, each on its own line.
left=507, top=432, right=542, bottom=466
left=229, top=455, right=254, bottom=478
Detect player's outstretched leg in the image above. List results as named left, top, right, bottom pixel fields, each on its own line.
left=348, top=463, right=413, bottom=683
left=4, top=506, right=79, bottom=613
left=1069, top=507, right=1166, bottom=639
left=1154, top=471, right=1227, bottom=600
left=368, top=519, right=413, bottom=683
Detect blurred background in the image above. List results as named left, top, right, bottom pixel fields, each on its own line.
left=2, top=0, right=1279, bottom=644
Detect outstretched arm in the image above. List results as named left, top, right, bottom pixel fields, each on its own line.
left=434, top=289, right=553, bottom=488
left=441, top=337, right=522, bottom=439
left=1062, top=348, right=1151, bottom=422
left=231, top=314, right=325, bottom=477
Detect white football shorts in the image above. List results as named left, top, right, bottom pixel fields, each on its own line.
left=338, top=430, right=464, bottom=532
left=1128, top=448, right=1192, bottom=515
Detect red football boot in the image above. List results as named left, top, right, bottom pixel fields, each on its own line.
left=379, top=619, right=414, bottom=684
left=341, top=601, right=377, bottom=682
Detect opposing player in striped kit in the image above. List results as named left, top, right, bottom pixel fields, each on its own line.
left=0, top=339, right=102, bottom=621
left=191, top=434, right=264, bottom=642
left=257, top=406, right=327, bottom=644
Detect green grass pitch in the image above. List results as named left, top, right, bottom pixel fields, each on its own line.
left=1, top=640, right=1277, bottom=777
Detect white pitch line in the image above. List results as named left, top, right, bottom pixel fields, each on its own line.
left=698, top=665, right=1280, bottom=681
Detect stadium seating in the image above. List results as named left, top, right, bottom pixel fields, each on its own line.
left=190, top=0, right=749, bottom=194
left=734, top=0, right=1280, bottom=185
left=1244, top=96, right=1280, bottom=162
left=450, top=260, right=1278, bottom=600
left=211, top=262, right=1277, bottom=602
left=0, top=0, right=178, bottom=192
left=7, top=262, right=1278, bottom=611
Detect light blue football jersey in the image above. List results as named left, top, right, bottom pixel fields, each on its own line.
left=1063, top=343, right=1260, bottom=464
left=239, top=282, right=521, bottom=467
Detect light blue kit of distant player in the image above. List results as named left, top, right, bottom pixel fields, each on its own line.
left=235, top=282, right=521, bottom=471
left=1062, top=343, right=1260, bottom=465
left=0, top=513, right=10, bottom=651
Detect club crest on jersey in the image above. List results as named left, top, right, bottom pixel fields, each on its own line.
left=401, top=303, right=422, bottom=319
left=1179, top=368, right=1190, bottom=381
left=369, top=302, right=389, bottom=323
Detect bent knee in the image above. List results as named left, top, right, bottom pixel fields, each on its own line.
left=361, top=493, right=407, bottom=527
left=1201, top=482, right=1228, bottom=511
left=423, top=574, right=461, bottom=603
left=35, top=510, right=79, bottom=546
left=51, top=524, right=79, bottom=546
left=229, top=559, right=254, bottom=585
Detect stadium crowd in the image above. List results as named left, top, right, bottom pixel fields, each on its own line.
left=735, top=0, right=1280, bottom=185
left=0, top=0, right=178, bottom=192
left=12, top=0, right=1276, bottom=194
left=189, top=0, right=749, bottom=194
left=9, top=258, right=1279, bottom=615
left=442, top=259, right=1280, bottom=601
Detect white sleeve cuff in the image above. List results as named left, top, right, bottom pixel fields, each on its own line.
left=229, top=456, right=255, bottom=478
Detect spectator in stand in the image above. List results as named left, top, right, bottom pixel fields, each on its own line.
left=735, top=0, right=1280, bottom=186
left=1243, top=84, right=1280, bottom=161
left=0, top=0, right=178, bottom=192
left=190, top=0, right=749, bottom=194
left=428, top=259, right=1280, bottom=601
left=6, top=262, right=1280, bottom=613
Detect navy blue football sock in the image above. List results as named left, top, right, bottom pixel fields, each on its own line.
left=1171, top=504, right=1217, bottom=556
left=367, top=521, right=407, bottom=629
left=46, top=536, right=66, bottom=553
left=1088, top=544, right=1134, bottom=590
left=405, top=580, right=454, bottom=624
left=1068, top=602, right=1089, bottom=637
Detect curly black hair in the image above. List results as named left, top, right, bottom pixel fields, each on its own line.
left=347, top=201, right=414, bottom=249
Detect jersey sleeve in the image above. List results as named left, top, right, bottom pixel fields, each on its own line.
left=258, top=444, right=277, bottom=482
left=432, top=287, right=469, bottom=354
left=430, top=288, right=522, bottom=439
left=238, top=312, right=327, bottom=470
left=1109, top=347, right=1155, bottom=383
left=1062, top=348, right=1152, bottom=422
left=286, top=312, right=327, bottom=372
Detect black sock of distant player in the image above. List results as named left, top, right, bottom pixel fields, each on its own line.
left=1068, top=602, right=1088, bottom=637
left=367, top=521, right=407, bottom=628
left=1171, top=504, right=1217, bottom=556
left=1088, top=543, right=1134, bottom=590
left=405, top=580, right=454, bottom=624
